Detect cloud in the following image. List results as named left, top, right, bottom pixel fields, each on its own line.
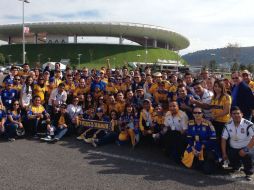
left=1, top=0, right=254, bottom=54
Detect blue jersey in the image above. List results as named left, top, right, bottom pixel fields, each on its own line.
left=186, top=119, right=217, bottom=152
left=5, top=110, right=21, bottom=126
left=0, top=109, right=6, bottom=122
left=1, top=89, right=18, bottom=109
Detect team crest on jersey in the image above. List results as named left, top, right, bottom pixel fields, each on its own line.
left=202, top=127, right=206, bottom=131
left=241, top=128, right=245, bottom=134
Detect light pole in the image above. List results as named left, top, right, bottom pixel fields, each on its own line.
left=37, top=53, right=42, bottom=64
left=8, top=55, right=12, bottom=65
left=19, top=0, right=30, bottom=65
left=48, top=57, right=51, bottom=62
left=144, top=36, right=148, bottom=64
left=78, top=54, right=82, bottom=68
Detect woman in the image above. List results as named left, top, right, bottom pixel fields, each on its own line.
left=5, top=101, right=23, bottom=141
left=91, top=110, right=121, bottom=147
left=84, top=94, right=95, bottom=111
left=96, top=96, right=108, bottom=114
left=118, top=104, right=139, bottom=147
left=20, top=76, right=33, bottom=111
left=33, top=76, right=48, bottom=105
left=27, top=96, right=51, bottom=138
left=67, top=96, right=83, bottom=134
left=182, top=107, right=219, bottom=174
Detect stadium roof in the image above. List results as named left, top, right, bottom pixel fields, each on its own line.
left=0, top=22, right=190, bottom=50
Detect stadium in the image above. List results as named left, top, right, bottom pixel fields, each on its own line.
left=0, top=22, right=190, bottom=68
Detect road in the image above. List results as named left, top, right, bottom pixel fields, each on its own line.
left=0, top=137, right=253, bottom=190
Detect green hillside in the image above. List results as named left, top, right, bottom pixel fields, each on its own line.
left=0, top=44, right=182, bottom=69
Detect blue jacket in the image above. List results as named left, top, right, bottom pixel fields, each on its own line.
left=232, top=81, right=254, bottom=119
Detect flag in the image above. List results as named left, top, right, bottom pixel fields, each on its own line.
left=24, top=26, right=30, bottom=34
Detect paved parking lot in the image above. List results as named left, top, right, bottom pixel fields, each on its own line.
left=0, top=137, right=254, bottom=190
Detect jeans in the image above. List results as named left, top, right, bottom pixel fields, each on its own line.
left=5, top=123, right=18, bottom=139
left=54, top=127, right=68, bottom=140
left=97, top=132, right=118, bottom=146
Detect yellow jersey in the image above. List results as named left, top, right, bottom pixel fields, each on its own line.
left=211, top=95, right=231, bottom=123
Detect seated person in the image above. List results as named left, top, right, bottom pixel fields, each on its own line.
left=26, top=96, right=51, bottom=138
left=182, top=107, right=219, bottom=174
left=91, top=110, right=121, bottom=147
left=41, top=103, right=72, bottom=142
left=118, top=104, right=139, bottom=148
left=5, top=100, right=23, bottom=141
left=0, top=105, right=6, bottom=138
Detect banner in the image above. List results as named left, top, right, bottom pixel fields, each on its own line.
left=78, top=119, right=111, bottom=131
left=24, top=26, right=30, bottom=34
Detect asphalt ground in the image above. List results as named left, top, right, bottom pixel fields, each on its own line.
left=0, top=137, right=254, bottom=190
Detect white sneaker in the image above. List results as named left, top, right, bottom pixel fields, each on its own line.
left=91, top=138, right=98, bottom=147
left=84, top=138, right=92, bottom=143
left=41, top=136, right=52, bottom=142
left=77, top=134, right=85, bottom=140
left=8, top=138, right=15, bottom=142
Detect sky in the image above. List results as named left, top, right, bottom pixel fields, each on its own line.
left=1, top=0, right=254, bottom=55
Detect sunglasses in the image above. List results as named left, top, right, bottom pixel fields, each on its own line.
left=193, top=112, right=202, bottom=114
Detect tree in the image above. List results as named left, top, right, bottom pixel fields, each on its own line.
left=231, top=62, right=239, bottom=71
left=239, top=64, right=247, bottom=71
left=222, top=43, right=241, bottom=64
left=209, top=59, right=216, bottom=72
left=247, top=64, right=254, bottom=74
left=0, top=53, right=5, bottom=65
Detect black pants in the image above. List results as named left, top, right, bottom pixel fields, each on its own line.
left=162, top=130, right=187, bottom=162
left=192, top=150, right=217, bottom=174
left=228, top=147, right=253, bottom=175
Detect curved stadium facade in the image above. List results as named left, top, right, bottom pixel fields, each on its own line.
left=0, top=22, right=189, bottom=51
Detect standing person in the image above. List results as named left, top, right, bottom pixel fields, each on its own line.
left=231, top=71, right=254, bottom=119
left=182, top=107, right=219, bottom=174
left=5, top=100, right=23, bottom=141
left=3, top=66, right=18, bottom=86
left=159, top=101, right=188, bottom=162
left=0, top=105, right=6, bottom=139
left=48, top=83, right=67, bottom=114
left=242, top=70, right=254, bottom=95
left=190, top=80, right=213, bottom=120
left=221, top=106, right=254, bottom=181
left=20, top=76, right=33, bottom=111
left=33, top=76, right=48, bottom=105
left=1, top=80, right=18, bottom=110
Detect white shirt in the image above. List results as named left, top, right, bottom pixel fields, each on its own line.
left=21, top=85, right=33, bottom=106
left=164, top=110, right=188, bottom=131
left=67, top=104, right=83, bottom=118
left=199, top=89, right=213, bottom=120
left=49, top=88, right=67, bottom=106
left=222, top=118, right=254, bottom=149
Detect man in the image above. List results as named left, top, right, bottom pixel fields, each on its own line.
left=48, top=83, right=67, bottom=114
left=18, top=63, right=30, bottom=78
left=90, top=74, right=106, bottom=93
left=1, top=80, right=18, bottom=110
left=242, top=70, right=254, bottom=95
left=190, top=80, right=213, bottom=120
left=3, top=66, right=18, bottom=86
left=231, top=71, right=254, bottom=119
left=221, top=106, right=254, bottom=181
left=177, top=85, right=193, bottom=119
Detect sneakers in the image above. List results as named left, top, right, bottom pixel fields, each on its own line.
left=8, top=138, right=15, bottom=142
left=77, top=134, right=85, bottom=140
left=91, top=138, right=98, bottom=148
left=49, top=138, right=59, bottom=143
left=246, top=175, right=253, bottom=181
left=40, top=136, right=52, bottom=142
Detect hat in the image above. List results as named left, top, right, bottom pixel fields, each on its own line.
left=143, top=98, right=152, bottom=103
left=100, top=70, right=105, bottom=74
left=152, top=72, right=162, bottom=77
left=242, top=70, right=250, bottom=75
left=60, top=103, right=67, bottom=108
left=96, top=107, right=103, bottom=113
left=136, top=86, right=144, bottom=91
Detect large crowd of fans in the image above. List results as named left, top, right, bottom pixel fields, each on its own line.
left=0, top=62, right=254, bottom=180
